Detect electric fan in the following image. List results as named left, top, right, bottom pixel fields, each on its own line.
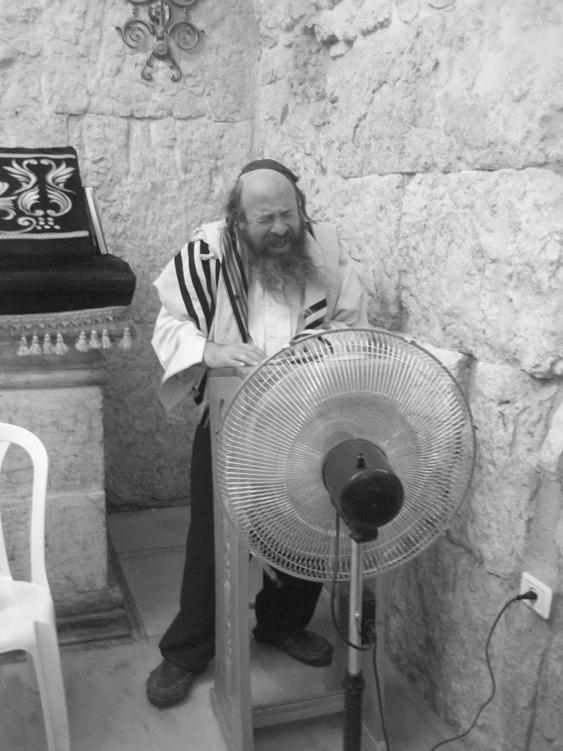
left=215, top=327, right=476, bottom=750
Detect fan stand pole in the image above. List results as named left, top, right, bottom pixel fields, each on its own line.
left=343, top=538, right=365, bottom=751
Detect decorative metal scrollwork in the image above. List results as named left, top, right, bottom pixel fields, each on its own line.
left=116, top=0, right=202, bottom=82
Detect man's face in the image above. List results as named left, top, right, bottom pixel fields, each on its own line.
left=238, top=171, right=303, bottom=258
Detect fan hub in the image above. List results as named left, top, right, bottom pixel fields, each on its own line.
left=323, top=438, right=404, bottom=542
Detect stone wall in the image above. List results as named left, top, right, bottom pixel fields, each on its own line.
left=251, top=1, right=563, bottom=749
left=1, top=0, right=562, bottom=748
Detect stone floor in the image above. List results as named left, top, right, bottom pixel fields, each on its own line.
left=0, top=507, right=467, bottom=751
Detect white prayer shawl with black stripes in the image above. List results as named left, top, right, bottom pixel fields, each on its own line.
left=152, top=219, right=367, bottom=413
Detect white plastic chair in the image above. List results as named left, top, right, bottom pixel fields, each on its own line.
left=0, top=422, right=71, bottom=751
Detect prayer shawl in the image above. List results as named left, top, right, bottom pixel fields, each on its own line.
left=153, top=219, right=367, bottom=413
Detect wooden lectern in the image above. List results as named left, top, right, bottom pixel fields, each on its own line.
left=208, top=367, right=385, bottom=751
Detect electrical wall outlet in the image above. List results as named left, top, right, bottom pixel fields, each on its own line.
left=520, top=572, right=553, bottom=620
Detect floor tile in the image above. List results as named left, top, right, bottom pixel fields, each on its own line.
left=0, top=638, right=229, bottom=751
left=255, top=713, right=344, bottom=751
left=0, top=507, right=469, bottom=751
left=108, top=507, right=189, bottom=554
left=117, top=546, right=185, bottom=637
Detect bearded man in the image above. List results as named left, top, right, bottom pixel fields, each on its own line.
left=147, top=159, right=368, bottom=708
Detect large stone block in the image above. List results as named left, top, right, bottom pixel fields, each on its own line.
left=0, top=2, right=65, bottom=142
left=311, top=0, right=393, bottom=44
left=398, top=168, right=563, bottom=377
left=463, top=361, right=559, bottom=575
left=539, top=397, right=563, bottom=477
left=255, top=0, right=563, bottom=176
left=308, top=173, right=405, bottom=329
left=45, top=489, right=108, bottom=599
left=0, top=352, right=109, bottom=613
left=36, top=0, right=257, bottom=121
left=527, top=632, right=563, bottom=750
left=101, top=323, right=196, bottom=508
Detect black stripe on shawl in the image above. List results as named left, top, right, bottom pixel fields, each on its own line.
left=228, top=226, right=248, bottom=295
left=174, top=252, right=201, bottom=330
left=187, top=241, right=213, bottom=331
left=220, top=227, right=249, bottom=342
left=222, top=265, right=249, bottom=342
left=201, top=254, right=217, bottom=321
left=306, top=298, right=327, bottom=315
left=193, top=371, right=208, bottom=406
left=305, top=315, right=326, bottom=330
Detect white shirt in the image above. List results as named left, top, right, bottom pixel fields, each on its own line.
left=247, top=276, right=302, bottom=356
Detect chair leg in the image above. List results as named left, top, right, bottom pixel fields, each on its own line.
left=32, top=621, right=71, bottom=751
left=25, top=651, right=39, bottom=692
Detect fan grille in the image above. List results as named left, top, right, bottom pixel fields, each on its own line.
left=216, top=329, right=475, bottom=581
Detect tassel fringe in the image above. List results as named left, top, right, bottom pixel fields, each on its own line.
left=89, top=329, right=101, bottom=349
left=16, top=327, right=135, bottom=355
left=16, top=330, right=136, bottom=355
left=17, top=335, right=30, bottom=356
left=5, top=306, right=135, bottom=357
left=118, top=326, right=133, bottom=350
left=75, top=330, right=89, bottom=352
left=101, top=329, right=112, bottom=349
left=42, top=333, right=55, bottom=355
left=29, top=334, right=42, bottom=355
left=55, top=332, right=69, bottom=355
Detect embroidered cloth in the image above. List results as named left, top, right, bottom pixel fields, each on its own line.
left=0, top=146, right=93, bottom=269
left=0, top=146, right=136, bottom=356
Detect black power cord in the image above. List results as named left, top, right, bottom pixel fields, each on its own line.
left=329, top=518, right=539, bottom=751
left=427, top=590, right=538, bottom=751
left=367, top=597, right=393, bottom=751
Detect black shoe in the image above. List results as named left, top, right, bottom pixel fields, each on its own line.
left=259, top=630, right=333, bottom=667
left=146, top=659, right=197, bottom=708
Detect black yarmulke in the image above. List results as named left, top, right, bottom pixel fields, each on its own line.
left=239, top=159, right=298, bottom=184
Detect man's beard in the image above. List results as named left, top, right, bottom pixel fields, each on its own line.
left=239, top=222, right=321, bottom=294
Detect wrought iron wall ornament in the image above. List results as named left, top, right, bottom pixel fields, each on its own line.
left=116, top=0, right=203, bottom=82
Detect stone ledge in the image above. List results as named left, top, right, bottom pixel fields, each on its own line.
left=0, top=349, right=106, bottom=389
left=57, top=538, right=146, bottom=648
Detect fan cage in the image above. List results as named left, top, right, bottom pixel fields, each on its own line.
left=216, top=328, right=476, bottom=581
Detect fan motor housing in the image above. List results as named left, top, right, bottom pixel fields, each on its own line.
left=323, top=438, right=404, bottom=542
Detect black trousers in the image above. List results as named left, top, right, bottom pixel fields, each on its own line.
left=159, top=417, right=323, bottom=672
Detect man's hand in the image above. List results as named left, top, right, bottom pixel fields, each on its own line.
left=203, top=341, right=267, bottom=368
